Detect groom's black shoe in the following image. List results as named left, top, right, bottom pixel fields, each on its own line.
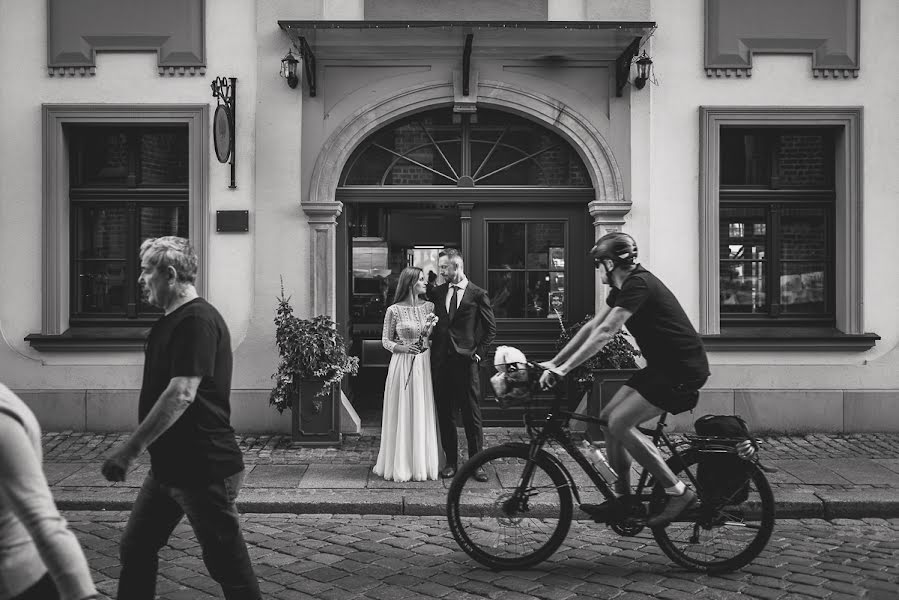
left=472, top=467, right=489, bottom=482
left=440, top=465, right=457, bottom=479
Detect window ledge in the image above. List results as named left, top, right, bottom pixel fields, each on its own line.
left=702, top=328, right=880, bottom=351
left=25, top=327, right=149, bottom=352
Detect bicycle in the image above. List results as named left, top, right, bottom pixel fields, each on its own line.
left=446, top=362, right=776, bottom=573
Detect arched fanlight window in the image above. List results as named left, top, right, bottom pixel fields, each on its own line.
left=340, top=108, right=590, bottom=187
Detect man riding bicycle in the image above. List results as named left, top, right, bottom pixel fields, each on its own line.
left=539, top=232, right=710, bottom=527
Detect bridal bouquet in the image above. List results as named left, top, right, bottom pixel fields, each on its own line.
left=405, top=312, right=439, bottom=389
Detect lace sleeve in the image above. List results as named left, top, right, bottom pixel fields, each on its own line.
left=382, top=305, right=399, bottom=353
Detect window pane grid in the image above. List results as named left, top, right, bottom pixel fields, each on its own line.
left=487, top=221, right=566, bottom=320
left=720, top=201, right=833, bottom=320
left=69, top=124, right=189, bottom=324
left=341, top=108, right=590, bottom=187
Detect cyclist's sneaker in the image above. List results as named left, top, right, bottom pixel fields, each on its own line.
left=578, top=500, right=617, bottom=522
left=647, top=488, right=698, bottom=527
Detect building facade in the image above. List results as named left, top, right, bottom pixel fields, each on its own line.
left=0, top=0, right=896, bottom=434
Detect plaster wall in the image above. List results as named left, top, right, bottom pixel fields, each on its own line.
left=646, top=0, right=899, bottom=395
left=0, top=0, right=263, bottom=412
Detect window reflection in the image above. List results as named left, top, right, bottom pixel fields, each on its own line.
left=487, top=221, right=567, bottom=319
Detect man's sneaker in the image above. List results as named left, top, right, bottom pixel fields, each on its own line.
left=647, top=488, right=698, bottom=528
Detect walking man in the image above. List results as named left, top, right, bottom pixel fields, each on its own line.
left=101, top=236, right=260, bottom=600
left=429, top=249, right=497, bottom=481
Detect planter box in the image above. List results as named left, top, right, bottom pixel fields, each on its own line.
left=291, top=380, right=341, bottom=446
left=584, top=369, right=638, bottom=441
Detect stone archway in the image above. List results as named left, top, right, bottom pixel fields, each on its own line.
left=304, top=79, right=631, bottom=318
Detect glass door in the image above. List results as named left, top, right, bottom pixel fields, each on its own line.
left=470, top=203, right=593, bottom=424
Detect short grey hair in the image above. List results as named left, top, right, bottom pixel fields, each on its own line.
left=139, top=236, right=198, bottom=284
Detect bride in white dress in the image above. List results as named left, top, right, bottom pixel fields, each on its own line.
left=373, top=267, right=444, bottom=482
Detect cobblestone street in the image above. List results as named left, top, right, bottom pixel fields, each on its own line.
left=67, top=512, right=898, bottom=599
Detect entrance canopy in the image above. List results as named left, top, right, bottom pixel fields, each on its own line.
left=278, top=20, right=656, bottom=98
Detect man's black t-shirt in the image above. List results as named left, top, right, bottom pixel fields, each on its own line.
left=606, top=265, right=710, bottom=380
left=139, top=298, right=243, bottom=485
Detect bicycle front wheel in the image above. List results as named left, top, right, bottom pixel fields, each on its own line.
left=446, top=444, right=573, bottom=570
left=652, top=450, right=775, bottom=573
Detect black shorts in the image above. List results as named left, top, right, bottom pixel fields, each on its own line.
left=625, top=368, right=708, bottom=415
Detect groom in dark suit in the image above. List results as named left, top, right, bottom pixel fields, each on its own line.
left=429, top=249, right=496, bottom=481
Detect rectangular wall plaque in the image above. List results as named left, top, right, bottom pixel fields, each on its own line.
left=216, top=210, right=249, bottom=232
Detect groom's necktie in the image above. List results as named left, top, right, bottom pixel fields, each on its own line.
left=448, top=285, right=459, bottom=320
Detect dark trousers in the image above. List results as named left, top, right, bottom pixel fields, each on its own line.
left=13, top=574, right=58, bottom=600
left=434, top=351, right=484, bottom=465
left=117, top=469, right=260, bottom=600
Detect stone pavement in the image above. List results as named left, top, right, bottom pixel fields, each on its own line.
left=43, top=428, right=899, bottom=519
left=66, top=512, right=899, bottom=599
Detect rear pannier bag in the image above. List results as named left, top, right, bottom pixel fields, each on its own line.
left=694, top=415, right=754, bottom=505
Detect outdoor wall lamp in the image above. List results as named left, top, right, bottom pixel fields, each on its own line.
left=280, top=49, right=299, bottom=89
left=634, top=51, right=653, bottom=90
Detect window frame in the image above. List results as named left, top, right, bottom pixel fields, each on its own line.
left=485, top=219, right=569, bottom=320
left=67, top=125, right=191, bottom=326
left=719, top=190, right=836, bottom=326
left=33, top=105, right=208, bottom=347
left=699, top=107, right=872, bottom=348
left=340, top=108, right=592, bottom=188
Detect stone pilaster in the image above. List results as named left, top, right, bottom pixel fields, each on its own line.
left=303, top=202, right=343, bottom=318
left=302, top=201, right=361, bottom=435
left=588, top=199, right=633, bottom=312
left=458, top=202, right=474, bottom=258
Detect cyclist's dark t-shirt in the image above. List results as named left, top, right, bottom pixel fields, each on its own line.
left=139, top=297, right=244, bottom=485
left=606, top=265, right=710, bottom=380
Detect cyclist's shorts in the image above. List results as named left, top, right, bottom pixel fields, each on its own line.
left=625, top=368, right=708, bottom=415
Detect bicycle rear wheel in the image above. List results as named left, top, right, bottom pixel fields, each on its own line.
left=652, top=450, right=775, bottom=573
left=446, top=444, right=573, bottom=570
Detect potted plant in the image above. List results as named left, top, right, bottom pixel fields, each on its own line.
left=270, top=280, right=359, bottom=445
left=555, top=312, right=641, bottom=439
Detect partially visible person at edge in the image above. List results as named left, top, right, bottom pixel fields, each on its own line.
left=0, top=383, right=98, bottom=600
left=101, top=236, right=260, bottom=600
left=539, top=232, right=710, bottom=527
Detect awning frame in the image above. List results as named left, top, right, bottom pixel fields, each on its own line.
left=278, top=20, right=656, bottom=100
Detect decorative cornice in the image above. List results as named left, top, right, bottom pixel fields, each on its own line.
left=705, top=0, right=860, bottom=79
left=47, top=0, right=205, bottom=76
left=588, top=200, right=633, bottom=225
left=303, top=202, right=344, bottom=225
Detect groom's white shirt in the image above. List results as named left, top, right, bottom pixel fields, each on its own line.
left=444, top=276, right=469, bottom=313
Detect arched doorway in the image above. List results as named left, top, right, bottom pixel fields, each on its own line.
left=336, top=107, right=597, bottom=425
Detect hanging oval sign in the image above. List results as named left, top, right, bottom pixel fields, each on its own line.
left=213, top=104, right=233, bottom=163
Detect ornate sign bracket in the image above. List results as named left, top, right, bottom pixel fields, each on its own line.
left=211, top=77, right=237, bottom=189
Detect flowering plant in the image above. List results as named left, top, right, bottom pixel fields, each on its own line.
left=270, top=279, right=359, bottom=414
left=554, top=310, right=640, bottom=393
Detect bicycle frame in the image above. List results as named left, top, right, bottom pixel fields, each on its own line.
left=512, top=380, right=703, bottom=515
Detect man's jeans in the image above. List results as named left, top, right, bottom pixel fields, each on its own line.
left=117, top=469, right=260, bottom=600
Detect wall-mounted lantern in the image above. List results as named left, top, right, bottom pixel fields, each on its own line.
left=634, top=51, right=654, bottom=90
left=280, top=49, right=299, bottom=89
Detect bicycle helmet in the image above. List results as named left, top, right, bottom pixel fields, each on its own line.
left=591, top=232, right=638, bottom=273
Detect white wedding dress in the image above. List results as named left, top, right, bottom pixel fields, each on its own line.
left=373, top=301, right=444, bottom=482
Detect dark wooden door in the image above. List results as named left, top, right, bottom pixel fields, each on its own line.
left=468, top=202, right=595, bottom=425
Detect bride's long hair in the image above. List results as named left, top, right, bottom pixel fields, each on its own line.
left=393, top=266, right=423, bottom=304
